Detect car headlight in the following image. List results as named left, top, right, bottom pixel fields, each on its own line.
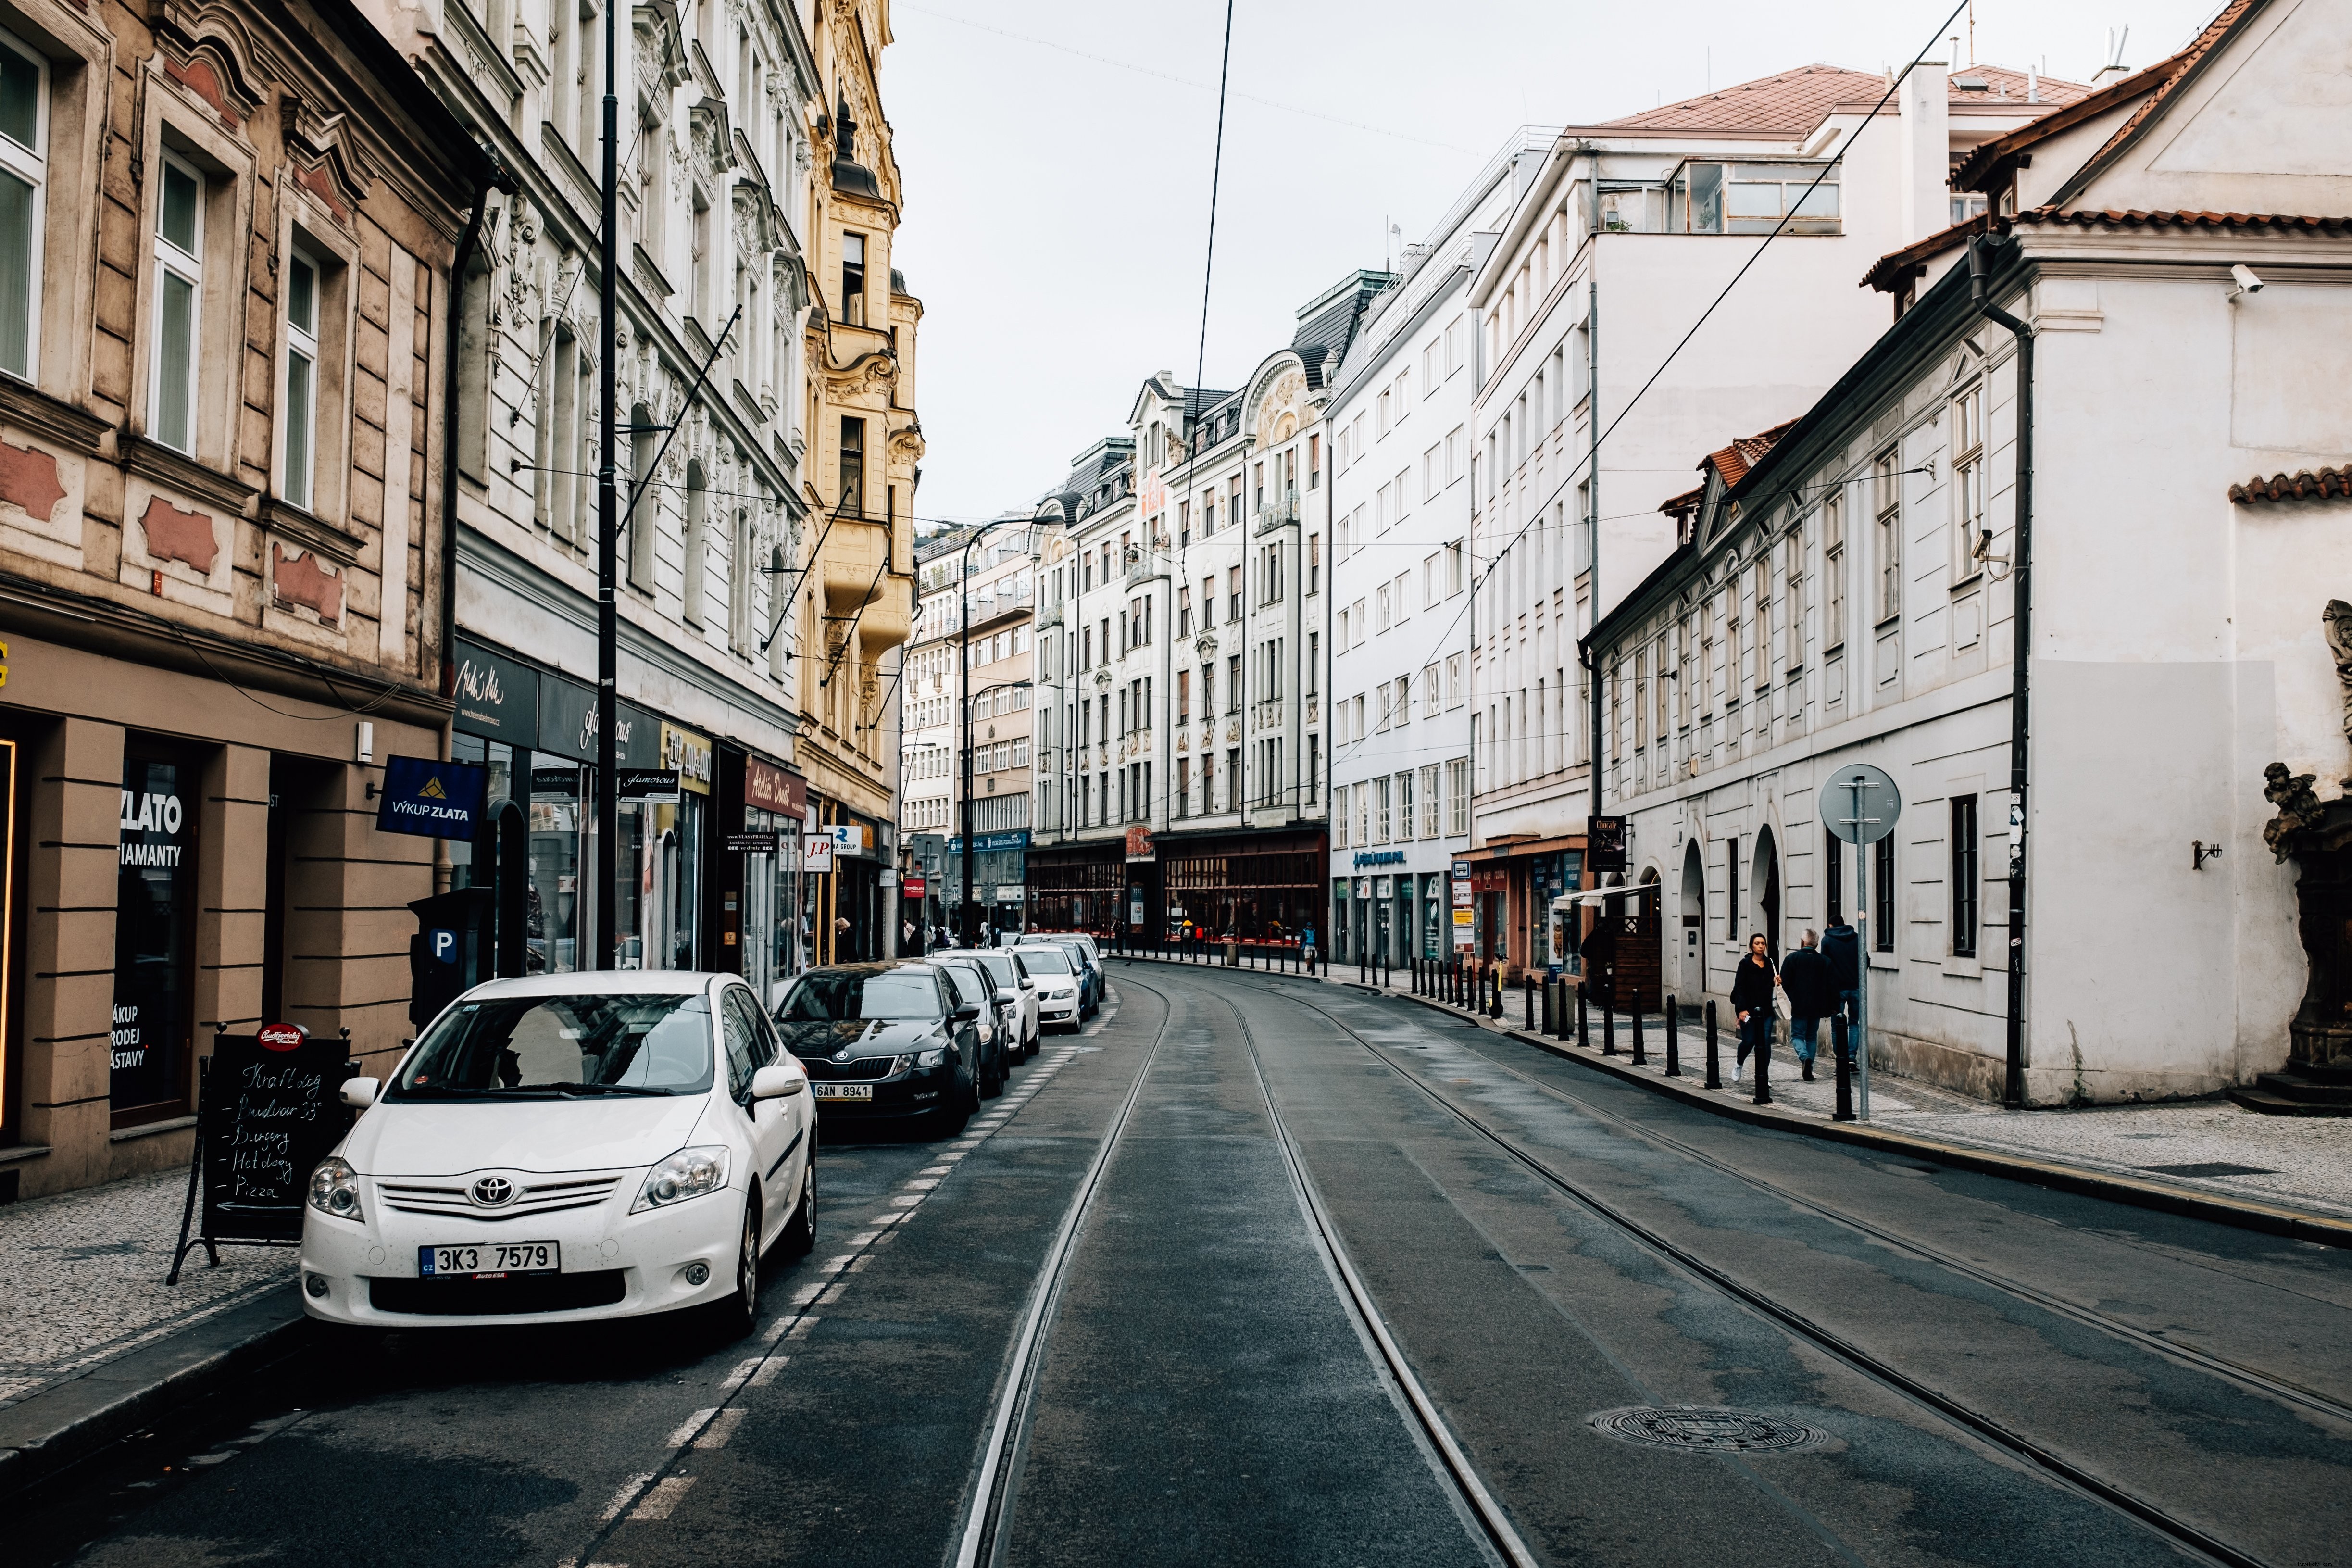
left=632, top=1146, right=730, bottom=1213
left=308, top=1156, right=363, bottom=1223
left=915, top=1046, right=946, bottom=1067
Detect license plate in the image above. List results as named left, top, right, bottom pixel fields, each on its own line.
left=419, top=1241, right=560, bottom=1279
left=813, top=1084, right=873, bottom=1101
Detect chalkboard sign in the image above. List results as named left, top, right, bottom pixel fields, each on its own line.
left=167, top=1030, right=356, bottom=1283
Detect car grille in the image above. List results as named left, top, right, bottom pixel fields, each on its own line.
left=369, top=1271, right=627, bottom=1316
left=799, top=1054, right=907, bottom=1082
left=375, top=1173, right=625, bottom=1222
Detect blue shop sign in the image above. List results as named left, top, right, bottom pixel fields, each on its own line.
left=948, top=830, right=1031, bottom=853
left=1351, top=850, right=1405, bottom=868
left=374, top=755, right=490, bottom=840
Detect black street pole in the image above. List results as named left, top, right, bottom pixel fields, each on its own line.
left=958, top=520, right=1017, bottom=946
left=592, top=0, right=618, bottom=971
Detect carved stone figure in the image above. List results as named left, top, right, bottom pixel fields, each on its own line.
left=2264, top=762, right=2327, bottom=862
left=2325, top=600, right=2352, bottom=745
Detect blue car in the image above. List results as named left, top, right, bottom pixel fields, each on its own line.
left=1018, top=934, right=1101, bottom=1020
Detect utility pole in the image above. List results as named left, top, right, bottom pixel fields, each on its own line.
left=592, top=0, right=619, bottom=970
left=958, top=519, right=1017, bottom=945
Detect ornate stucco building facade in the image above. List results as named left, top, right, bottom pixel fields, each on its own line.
left=792, top=0, right=919, bottom=963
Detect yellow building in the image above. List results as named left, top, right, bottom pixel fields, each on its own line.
left=798, top=0, right=921, bottom=961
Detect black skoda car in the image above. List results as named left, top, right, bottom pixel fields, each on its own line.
left=772, top=962, right=982, bottom=1137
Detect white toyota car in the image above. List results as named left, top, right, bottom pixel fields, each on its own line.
left=299, top=972, right=815, bottom=1338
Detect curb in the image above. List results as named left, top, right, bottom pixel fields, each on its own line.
left=0, top=1285, right=311, bottom=1501
left=1106, top=953, right=2352, bottom=1251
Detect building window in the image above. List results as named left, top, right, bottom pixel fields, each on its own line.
left=1176, top=756, right=1190, bottom=818
left=1950, top=795, right=1978, bottom=957
left=1418, top=764, right=1439, bottom=837
left=1374, top=775, right=1390, bottom=843
left=1226, top=748, right=1240, bottom=812
left=1445, top=757, right=1468, bottom=835
left=1873, top=834, right=1895, bottom=952
left=1952, top=381, right=1986, bottom=580
left=1227, top=566, right=1241, bottom=622
left=0, top=33, right=46, bottom=380
left=1334, top=782, right=1349, bottom=848
left=151, top=152, right=204, bottom=453
left=1726, top=836, right=1740, bottom=944
left=840, top=231, right=866, bottom=326
left=839, top=416, right=864, bottom=514
left=1824, top=489, right=1846, bottom=651
left=1782, top=526, right=1803, bottom=671
left=1826, top=832, right=1843, bottom=926
left=1874, top=447, right=1901, bottom=623
left=280, top=249, right=319, bottom=508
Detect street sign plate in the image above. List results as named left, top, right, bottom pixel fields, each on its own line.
left=1821, top=763, right=1902, bottom=845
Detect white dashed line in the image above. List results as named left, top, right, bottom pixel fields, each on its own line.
left=906, top=1179, right=941, bottom=1190
left=786, top=1316, right=821, bottom=1339
left=747, top=1357, right=789, bottom=1389
left=698, top=1408, right=751, bottom=1447
left=598, top=1472, right=658, bottom=1521
left=889, top=1194, right=923, bottom=1208
left=628, top=1476, right=696, bottom=1520
left=719, top=1359, right=763, bottom=1392
left=664, top=1409, right=718, bottom=1448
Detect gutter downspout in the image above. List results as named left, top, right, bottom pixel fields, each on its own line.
left=1971, top=234, right=2033, bottom=1110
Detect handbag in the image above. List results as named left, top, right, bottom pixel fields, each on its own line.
left=1771, top=977, right=1790, bottom=1021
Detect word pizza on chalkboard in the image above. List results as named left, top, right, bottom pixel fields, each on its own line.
left=168, top=1027, right=356, bottom=1284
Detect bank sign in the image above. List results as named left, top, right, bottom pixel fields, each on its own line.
left=374, top=756, right=490, bottom=840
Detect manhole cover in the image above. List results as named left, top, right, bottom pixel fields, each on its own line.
left=1589, top=1406, right=1829, bottom=1454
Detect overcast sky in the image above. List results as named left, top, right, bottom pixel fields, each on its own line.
left=883, top=0, right=2222, bottom=528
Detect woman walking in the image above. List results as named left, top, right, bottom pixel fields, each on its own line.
left=1729, top=932, right=1781, bottom=1092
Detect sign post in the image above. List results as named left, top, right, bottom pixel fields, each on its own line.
left=1819, top=763, right=1901, bottom=1121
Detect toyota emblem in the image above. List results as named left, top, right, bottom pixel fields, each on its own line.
left=469, top=1175, right=515, bottom=1207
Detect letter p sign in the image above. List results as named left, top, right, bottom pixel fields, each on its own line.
left=429, top=928, right=458, bottom=966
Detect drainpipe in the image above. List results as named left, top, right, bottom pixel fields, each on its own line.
left=1970, top=234, right=2033, bottom=1109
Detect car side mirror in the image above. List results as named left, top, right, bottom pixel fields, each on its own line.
left=340, top=1077, right=379, bottom=1109
left=751, top=1064, right=805, bottom=1099
left=997, top=989, right=1017, bottom=1004
left=953, top=1003, right=981, bottom=1022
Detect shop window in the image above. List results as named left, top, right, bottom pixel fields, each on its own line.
left=113, top=746, right=197, bottom=1125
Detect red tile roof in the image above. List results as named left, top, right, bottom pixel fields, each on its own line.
left=2232, top=466, right=2352, bottom=504
left=1594, top=62, right=2088, bottom=136
left=2014, top=207, right=2352, bottom=235
left=1864, top=211, right=2002, bottom=292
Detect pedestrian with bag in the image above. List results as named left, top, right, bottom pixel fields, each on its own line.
left=1729, top=932, right=1781, bottom=1085
left=1779, top=929, right=1834, bottom=1081
left=1821, top=917, right=1862, bottom=1071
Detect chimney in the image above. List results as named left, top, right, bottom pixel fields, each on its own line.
left=1901, top=59, right=1951, bottom=244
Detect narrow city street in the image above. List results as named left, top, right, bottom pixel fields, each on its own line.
left=19, top=967, right=2351, bottom=1568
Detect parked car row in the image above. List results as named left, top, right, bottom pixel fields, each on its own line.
left=295, top=937, right=1111, bottom=1340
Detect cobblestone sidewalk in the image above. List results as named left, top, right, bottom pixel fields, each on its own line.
left=0, top=1168, right=298, bottom=1411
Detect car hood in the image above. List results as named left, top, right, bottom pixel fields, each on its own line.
left=343, top=1094, right=713, bottom=1177
left=776, top=1017, right=949, bottom=1059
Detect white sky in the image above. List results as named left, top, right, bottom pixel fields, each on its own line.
left=884, top=0, right=2224, bottom=528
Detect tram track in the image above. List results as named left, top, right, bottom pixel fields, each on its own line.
left=1212, top=966, right=2288, bottom=1568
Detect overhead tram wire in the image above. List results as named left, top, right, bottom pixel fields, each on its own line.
left=1333, top=0, right=1974, bottom=774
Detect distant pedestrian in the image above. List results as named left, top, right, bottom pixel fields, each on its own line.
left=1728, top=932, right=1780, bottom=1085
left=1780, top=929, right=1833, bottom=1081
left=1821, top=917, right=1862, bottom=1067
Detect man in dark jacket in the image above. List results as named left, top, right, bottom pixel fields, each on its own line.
left=1820, top=919, right=1862, bottom=1067
left=1779, top=930, right=1833, bottom=1081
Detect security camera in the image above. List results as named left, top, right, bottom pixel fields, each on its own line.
left=2228, top=263, right=2264, bottom=299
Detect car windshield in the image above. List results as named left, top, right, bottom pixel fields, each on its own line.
left=937, top=964, right=989, bottom=1004
left=778, top=970, right=943, bottom=1024
left=389, top=994, right=713, bottom=1099
left=973, top=953, right=1019, bottom=987
left=1020, top=946, right=1071, bottom=975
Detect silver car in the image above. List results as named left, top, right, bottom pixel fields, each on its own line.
left=930, top=955, right=1012, bottom=1097
left=939, top=948, right=1038, bottom=1060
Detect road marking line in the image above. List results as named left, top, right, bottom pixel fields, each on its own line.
left=719, top=1357, right=765, bottom=1391
left=889, top=1194, right=923, bottom=1207
left=919, top=1164, right=956, bottom=1174
left=598, top=1472, right=657, bottom=1520
left=747, top=1356, right=789, bottom=1388
left=848, top=1255, right=874, bottom=1272
left=872, top=1208, right=911, bottom=1224
left=848, top=1231, right=881, bottom=1244
left=788, top=1283, right=825, bottom=1305
left=817, top=1281, right=848, bottom=1304
left=787, top=1316, right=820, bottom=1339
left=761, top=1316, right=796, bottom=1343
left=819, top=1254, right=856, bottom=1272
left=697, top=1407, right=752, bottom=1447
left=628, top=1476, right=696, bottom=1520
left=664, top=1409, right=718, bottom=1448
left=905, top=1178, right=940, bottom=1190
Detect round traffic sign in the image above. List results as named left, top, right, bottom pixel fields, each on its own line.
left=1820, top=763, right=1901, bottom=845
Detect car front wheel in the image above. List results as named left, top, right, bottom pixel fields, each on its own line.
left=708, top=1196, right=760, bottom=1342
left=781, top=1151, right=816, bottom=1258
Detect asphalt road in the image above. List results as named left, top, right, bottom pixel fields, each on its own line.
left=19, top=963, right=2352, bottom=1568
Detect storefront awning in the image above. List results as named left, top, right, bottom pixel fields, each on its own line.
left=1551, top=883, right=1659, bottom=911
left=1458, top=830, right=1587, bottom=862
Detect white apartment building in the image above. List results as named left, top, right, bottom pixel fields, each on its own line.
left=1032, top=275, right=1385, bottom=943
left=1326, top=134, right=1552, bottom=966
left=1461, top=59, right=2091, bottom=979
left=1588, top=0, right=2352, bottom=1104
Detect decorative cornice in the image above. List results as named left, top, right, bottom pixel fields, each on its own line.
left=263, top=498, right=365, bottom=565
left=121, top=432, right=258, bottom=515
left=0, top=378, right=108, bottom=452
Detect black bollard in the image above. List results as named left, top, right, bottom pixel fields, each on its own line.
left=1631, top=1001, right=1646, bottom=1065
left=1491, top=970, right=1504, bottom=1021
left=1557, top=981, right=1573, bottom=1042
left=1704, top=1000, right=1722, bottom=1089
left=1602, top=1000, right=1616, bottom=1055
left=1753, top=1021, right=1773, bottom=1106
left=1525, top=976, right=1535, bottom=1030
left=1577, top=988, right=1590, bottom=1047
left=1539, top=979, right=1552, bottom=1034
left=1664, top=995, right=1680, bottom=1076
left=1833, top=1013, right=1854, bottom=1121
